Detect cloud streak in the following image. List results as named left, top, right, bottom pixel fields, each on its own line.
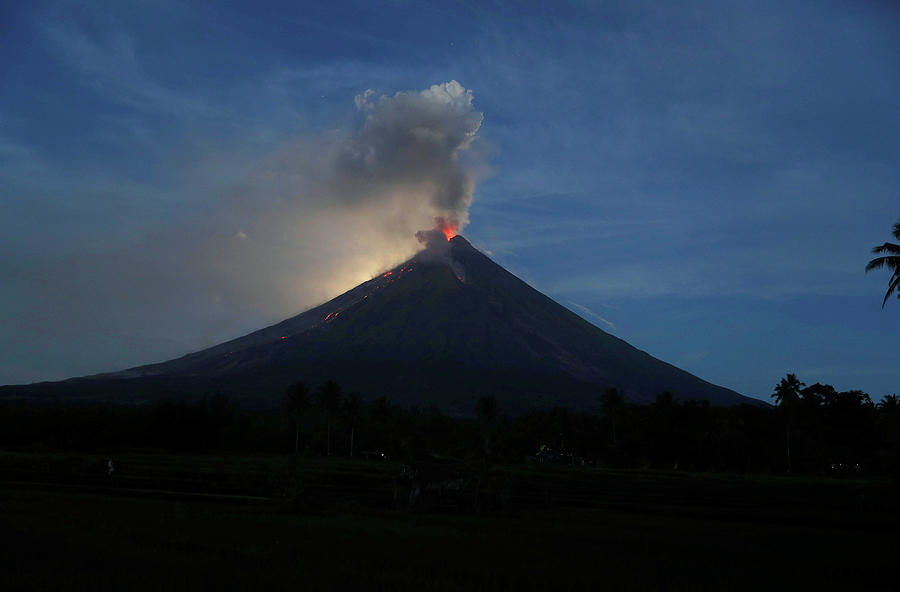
left=42, top=23, right=223, bottom=118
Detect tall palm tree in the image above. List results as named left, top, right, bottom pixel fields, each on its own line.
left=475, top=395, right=499, bottom=459
left=342, top=392, right=362, bottom=458
left=600, top=388, right=626, bottom=446
left=865, top=219, right=900, bottom=307
left=285, top=382, right=309, bottom=455
left=316, top=380, right=342, bottom=456
left=772, top=373, right=804, bottom=473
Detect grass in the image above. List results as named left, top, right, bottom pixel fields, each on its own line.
left=1, top=452, right=898, bottom=590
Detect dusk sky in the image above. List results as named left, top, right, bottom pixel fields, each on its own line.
left=2, top=0, right=898, bottom=402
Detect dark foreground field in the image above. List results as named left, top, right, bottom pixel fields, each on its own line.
left=1, top=453, right=898, bottom=591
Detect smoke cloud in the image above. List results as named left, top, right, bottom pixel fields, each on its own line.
left=209, top=79, right=484, bottom=311
left=337, top=80, right=483, bottom=231
left=5, top=81, right=486, bottom=381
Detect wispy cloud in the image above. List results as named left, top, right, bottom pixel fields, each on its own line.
left=551, top=262, right=870, bottom=301
left=566, top=301, right=616, bottom=331
left=42, top=23, right=226, bottom=118
left=0, top=134, right=47, bottom=175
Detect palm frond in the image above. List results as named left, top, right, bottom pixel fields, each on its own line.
left=884, top=273, right=900, bottom=308
left=871, top=242, right=900, bottom=255
left=865, top=255, right=900, bottom=272
left=867, top=220, right=900, bottom=306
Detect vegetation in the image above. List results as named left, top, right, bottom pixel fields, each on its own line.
left=771, top=373, right=804, bottom=472
left=316, top=380, right=342, bottom=456
left=1, top=375, right=897, bottom=478
left=866, top=218, right=900, bottom=306
left=342, top=391, right=362, bottom=457
left=285, top=381, right=309, bottom=454
left=2, top=374, right=898, bottom=589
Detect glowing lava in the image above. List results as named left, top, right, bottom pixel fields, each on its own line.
left=316, top=261, right=419, bottom=329
left=437, top=217, right=459, bottom=241
left=324, top=309, right=344, bottom=322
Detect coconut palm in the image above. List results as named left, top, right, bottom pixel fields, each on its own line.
left=285, top=382, right=309, bottom=454
left=600, top=388, right=626, bottom=445
left=342, top=392, right=362, bottom=457
left=878, top=393, right=899, bottom=411
left=865, top=219, right=900, bottom=307
left=772, top=373, right=804, bottom=473
left=316, top=380, right=342, bottom=456
left=475, top=395, right=499, bottom=458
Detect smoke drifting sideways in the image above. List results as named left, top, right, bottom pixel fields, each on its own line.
left=5, top=81, right=487, bottom=380
left=219, top=80, right=484, bottom=314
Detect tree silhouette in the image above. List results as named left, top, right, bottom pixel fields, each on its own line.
left=285, top=382, right=309, bottom=454
left=475, top=395, right=499, bottom=459
left=772, top=373, right=804, bottom=472
left=865, top=219, right=900, bottom=307
left=879, top=394, right=899, bottom=411
left=316, top=380, right=342, bottom=456
left=799, top=382, right=833, bottom=408
left=600, top=388, right=626, bottom=445
left=342, top=392, right=362, bottom=457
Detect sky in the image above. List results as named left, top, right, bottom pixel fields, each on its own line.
left=2, top=0, right=898, bottom=402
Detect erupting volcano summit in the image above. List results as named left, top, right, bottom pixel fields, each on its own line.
left=1, top=236, right=753, bottom=411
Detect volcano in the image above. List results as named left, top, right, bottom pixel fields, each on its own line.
left=1, top=236, right=755, bottom=412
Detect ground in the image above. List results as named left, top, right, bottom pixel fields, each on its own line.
left=1, top=452, right=897, bottom=590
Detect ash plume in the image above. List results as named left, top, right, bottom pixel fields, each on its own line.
left=7, top=82, right=487, bottom=379
left=200, top=79, right=485, bottom=318
left=415, top=228, right=451, bottom=251
left=331, top=80, right=483, bottom=235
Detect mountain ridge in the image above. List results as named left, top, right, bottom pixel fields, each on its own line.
left=0, top=235, right=759, bottom=412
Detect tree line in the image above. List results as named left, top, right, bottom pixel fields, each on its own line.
left=0, top=375, right=897, bottom=478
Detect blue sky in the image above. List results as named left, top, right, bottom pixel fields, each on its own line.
left=2, top=0, right=898, bottom=401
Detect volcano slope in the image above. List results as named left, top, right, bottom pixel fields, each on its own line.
left=1, top=236, right=756, bottom=413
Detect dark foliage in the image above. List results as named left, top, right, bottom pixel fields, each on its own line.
left=1, top=376, right=897, bottom=477
left=865, top=218, right=900, bottom=307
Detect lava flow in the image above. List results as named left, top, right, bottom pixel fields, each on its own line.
left=319, top=261, right=418, bottom=326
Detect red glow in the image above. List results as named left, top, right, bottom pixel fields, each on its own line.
left=382, top=271, right=393, bottom=277
left=435, top=216, right=459, bottom=241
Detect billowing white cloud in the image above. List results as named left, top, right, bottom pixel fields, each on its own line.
left=336, top=80, right=483, bottom=229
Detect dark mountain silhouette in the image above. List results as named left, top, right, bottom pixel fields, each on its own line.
left=1, top=236, right=756, bottom=412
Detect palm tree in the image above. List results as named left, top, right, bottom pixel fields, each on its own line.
left=342, top=392, right=362, bottom=457
left=285, top=382, right=309, bottom=454
left=878, top=394, right=899, bottom=412
left=772, top=373, right=804, bottom=472
left=475, top=395, right=499, bottom=459
left=865, top=219, right=900, bottom=307
left=600, top=388, right=626, bottom=445
left=316, top=380, right=342, bottom=456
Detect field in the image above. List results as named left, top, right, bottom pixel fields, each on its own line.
left=1, top=452, right=898, bottom=590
